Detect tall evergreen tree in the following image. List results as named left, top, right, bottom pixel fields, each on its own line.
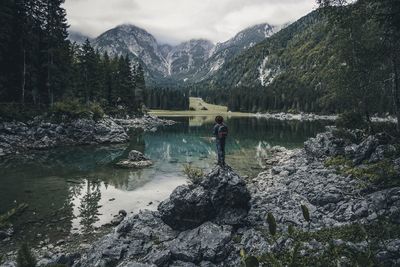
left=115, top=55, right=135, bottom=111
left=42, top=0, right=70, bottom=106
left=0, top=0, right=15, bottom=102
left=78, top=39, right=99, bottom=104
left=134, top=63, right=146, bottom=111
left=375, top=0, right=400, bottom=130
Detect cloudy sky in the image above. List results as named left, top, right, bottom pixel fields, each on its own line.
left=64, top=0, right=317, bottom=45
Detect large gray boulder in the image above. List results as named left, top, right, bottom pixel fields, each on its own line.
left=74, top=209, right=236, bottom=266
left=158, top=166, right=251, bottom=231
left=352, top=135, right=380, bottom=165
left=116, top=150, right=153, bottom=169
left=168, top=222, right=233, bottom=263
left=304, top=130, right=346, bottom=158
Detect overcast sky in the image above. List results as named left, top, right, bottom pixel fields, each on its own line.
left=64, top=0, right=317, bottom=45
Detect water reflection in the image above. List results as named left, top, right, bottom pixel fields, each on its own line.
left=0, top=116, right=330, bottom=251
left=77, top=180, right=102, bottom=233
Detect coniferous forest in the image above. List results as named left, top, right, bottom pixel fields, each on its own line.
left=0, top=0, right=188, bottom=120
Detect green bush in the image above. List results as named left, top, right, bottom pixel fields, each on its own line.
left=266, top=212, right=277, bottom=237
left=301, top=205, right=311, bottom=223
left=183, top=164, right=204, bottom=184
left=90, top=102, right=105, bottom=121
left=17, top=243, right=36, bottom=267
left=0, top=103, right=44, bottom=122
left=50, top=99, right=104, bottom=121
left=325, top=156, right=399, bottom=189
left=336, top=111, right=367, bottom=130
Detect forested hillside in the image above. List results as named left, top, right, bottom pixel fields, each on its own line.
left=196, top=1, right=400, bottom=122
left=0, top=0, right=188, bottom=120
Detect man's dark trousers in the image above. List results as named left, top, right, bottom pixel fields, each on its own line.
left=216, top=138, right=225, bottom=165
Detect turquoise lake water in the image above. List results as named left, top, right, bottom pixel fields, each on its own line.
left=0, top=116, right=330, bottom=250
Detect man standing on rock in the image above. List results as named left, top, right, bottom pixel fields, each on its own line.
left=213, top=116, right=228, bottom=166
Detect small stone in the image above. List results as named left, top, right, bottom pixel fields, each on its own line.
left=56, top=239, right=65, bottom=246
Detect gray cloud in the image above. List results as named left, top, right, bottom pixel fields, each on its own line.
left=64, top=0, right=317, bottom=45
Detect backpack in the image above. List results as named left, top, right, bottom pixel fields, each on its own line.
left=218, top=124, right=228, bottom=138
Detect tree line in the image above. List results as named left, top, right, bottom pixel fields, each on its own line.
left=0, top=0, right=188, bottom=119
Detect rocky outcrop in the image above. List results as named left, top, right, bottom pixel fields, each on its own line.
left=304, top=127, right=395, bottom=165
left=244, top=141, right=400, bottom=266
left=158, top=166, right=251, bottom=230
left=68, top=166, right=250, bottom=266
left=115, top=150, right=153, bottom=169
left=304, top=129, right=346, bottom=158
left=248, top=147, right=400, bottom=230
left=0, top=115, right=175, bottom=157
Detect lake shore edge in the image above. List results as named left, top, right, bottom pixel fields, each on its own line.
left=150, top=109, right=398, bottom=123
left=0, top=115, right=175, bottom=158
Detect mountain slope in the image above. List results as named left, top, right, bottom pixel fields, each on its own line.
left=91, top=22, right=279, bottom=85
left=192, top=23, right=279, bottom=82
left=197, top=10, right=358, bottom=113
left=93, top=24, right=168, bottom=80
left=164, top=39, right=214, bottom=79
left=202, top=11, right=328, bottom=90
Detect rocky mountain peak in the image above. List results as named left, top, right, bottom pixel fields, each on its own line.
left=86, top=21, right=279, bottom=85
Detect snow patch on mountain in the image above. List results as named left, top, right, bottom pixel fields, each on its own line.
left=258, top=56, right=282, bottom=86
left=210, top=58, right=225, bottom=73
left=92, top=22, right=281, bottom=84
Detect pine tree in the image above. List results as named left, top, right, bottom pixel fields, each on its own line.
left=101, top=52, right=114, bottom=105
left=78, top=39, right=99, bottom=104
left=42, top=0, right=70, bottom=106
left=375, top=0, right=400, bottom=131
left=134, top=63, right=146, bottom=112
left=115, top=55, right=135, bottom=111
left=0, top=0, right=15, bottom=102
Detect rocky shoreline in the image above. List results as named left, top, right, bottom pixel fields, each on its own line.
left=0, top=115, right=175, bottom=158
left=254, top=112, right=398, bottom=123
left=2, top=128, right=400, bottom=266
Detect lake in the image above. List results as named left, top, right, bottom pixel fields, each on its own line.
left=0, top=115, right=330, bottom=252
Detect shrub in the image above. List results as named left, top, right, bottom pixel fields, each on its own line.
left=0, top=103, right=44, bottom=122
left=326, top=156, right=399, bottom=189
left=90, top=102, right=105, bottom=121
left=17, top=243, right=36, bottom=267
left=287, top=108, right=299, bottom=114
left=266, top=212, right=277, bottom=237
left=50, top=99, right=104, bottom=121
left=183, top=164, right=204, bottom=184
left=244, top=256, right=260, bottom=267
left=336, top=111, right=367, bottom=130
left=301, top=205, right=311, bottom=223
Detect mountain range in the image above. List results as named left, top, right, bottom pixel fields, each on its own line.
left=68, top=22, right=281, bottom=85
